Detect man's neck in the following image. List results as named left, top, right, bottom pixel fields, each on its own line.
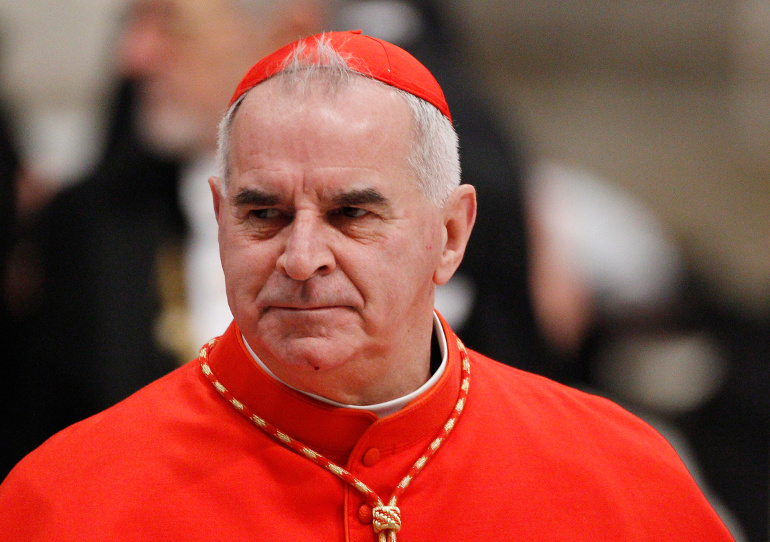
left=242, top=312, right=448, bottom=417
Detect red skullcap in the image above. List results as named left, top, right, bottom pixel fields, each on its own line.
left=228, top=30, right=452, bottom=123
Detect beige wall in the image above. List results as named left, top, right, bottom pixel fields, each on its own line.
left=447, top=0, right=770, bottom=313
left=0, top=0, right=127, bottom=182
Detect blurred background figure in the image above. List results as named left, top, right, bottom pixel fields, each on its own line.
left=525, top=160, right=750, bottom=539
left=0, top=104, right=18, bottom=307
left=0, top=17, right=54, bottom=481
left=0, top=94, right=27, bottom=479
left=526, top=160, right=695, bottom=386
left=113, top=0, right=329, bottom=354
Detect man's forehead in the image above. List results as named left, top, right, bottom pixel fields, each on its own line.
left=236, top=73, right=411, bottom=127
left=226, top=74, right=418, bottom=201
left=229, top=158, right=400, bottom=195
left=227, top=133, right=413, bottom=202
left=231, top=90, right=413, bottom=172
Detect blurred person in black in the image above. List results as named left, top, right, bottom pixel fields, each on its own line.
left=0, top=106, right=16, bottom=286
left=677, top=290, right=770, bottom=542
left=525, top=159, right=765, bottom=540
left=0, top=98, right=26, bottom=478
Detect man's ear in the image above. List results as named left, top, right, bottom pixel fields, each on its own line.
left=434, top=184, right=477, bottom=285
left=209, top=176, right=223, bottom=222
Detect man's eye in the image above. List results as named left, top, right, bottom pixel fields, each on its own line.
left=340, top=207, right=369, bottom=218
left=251, top=208, right=281, bottom=220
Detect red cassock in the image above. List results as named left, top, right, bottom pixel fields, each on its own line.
left=0, top=316, right=733, bottom=541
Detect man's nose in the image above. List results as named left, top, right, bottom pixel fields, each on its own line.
left=276, top=214, right=336, bottom=281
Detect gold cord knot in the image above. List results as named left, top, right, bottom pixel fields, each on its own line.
left=372, top=505, right=401, bottom=534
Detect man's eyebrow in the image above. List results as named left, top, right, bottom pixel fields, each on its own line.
left=232, top=188, right=280, bottom=207
left=331, top=188, right=388, bottom=207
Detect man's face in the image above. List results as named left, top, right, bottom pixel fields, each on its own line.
left=118, top=0, right=273, bottom=157
left=212, top=77, right=450, bottom=404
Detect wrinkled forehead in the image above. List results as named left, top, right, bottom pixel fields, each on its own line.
left=227, top=76, right=415, bottom=181
left=233, top=71, right=412, bottom=133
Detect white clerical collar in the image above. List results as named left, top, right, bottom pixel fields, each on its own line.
left=242, top=311, right=448, bottom=417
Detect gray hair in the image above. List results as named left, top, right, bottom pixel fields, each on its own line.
left=216, top=35, right=460, bottom=206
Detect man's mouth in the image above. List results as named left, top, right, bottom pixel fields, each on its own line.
left=267, top=305, right=350, bottom=312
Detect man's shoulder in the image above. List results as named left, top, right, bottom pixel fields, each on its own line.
left=465, top=349, right=676, bottom=453
left=3, top=360, right=203, bottom=482
left=452, top=349, right=733, bottom=540
left=0, top=357, right=237, bottom=537
left=462, top=348, right=703, bottom=495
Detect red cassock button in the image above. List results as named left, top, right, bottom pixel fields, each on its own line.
left=362, top=447, right=380, bottom=467
left=358, top=504, right=372, bottom=524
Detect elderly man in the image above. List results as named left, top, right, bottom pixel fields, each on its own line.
left=0, top=32, right=732, bottom=541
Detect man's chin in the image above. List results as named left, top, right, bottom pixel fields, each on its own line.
left=247, top=309, right=365, bottom=370
left=268, top=335, right=360, bottom=374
